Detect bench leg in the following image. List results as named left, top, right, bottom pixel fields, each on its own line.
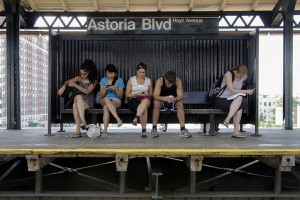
left=57, top=122, right=65, bottom=132
left=209, top=114, right=216, bottom=136
left=203, top=123, right=207, bottom=133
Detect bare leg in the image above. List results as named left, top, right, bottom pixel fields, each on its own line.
left=102, top=105, right=110, bottom=136
left=74, top=95, right=89, bottom=125
left=133, top=99, right=150, bottom=125
left=140, top=109, right=148, bottom=129
left=102, top=98, right=122, bottom=125
left=152, top=100, right=162, bottom=126
left=176, top=101, right=185, bottom=127
left=72, top=102, right=81, bottom=136
left=224, top=96, right=243, bottom=124
left=233, top=109, right=243, bottom=135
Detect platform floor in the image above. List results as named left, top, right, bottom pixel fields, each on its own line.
left=1, top=125, right=300, bottom=157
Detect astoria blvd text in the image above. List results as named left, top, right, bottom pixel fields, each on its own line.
left=87, top=17, right=219, bottom=34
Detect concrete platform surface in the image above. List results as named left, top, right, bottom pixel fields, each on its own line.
left=0, top=126, right=300, bottom=157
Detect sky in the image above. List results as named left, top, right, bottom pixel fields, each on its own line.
left=259, top=34, right=300, bottom=97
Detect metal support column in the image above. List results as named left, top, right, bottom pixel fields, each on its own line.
left=35, top=166, right=42, bottom=194
left=282, top=0, right=296, bottom=129
left=4, top=0, right=21, bottom=129
left=274, top=166, right=282, bottom=193
left=190, top=171, right=196, bottom=194
left=119, top=171, right=126, bottom=194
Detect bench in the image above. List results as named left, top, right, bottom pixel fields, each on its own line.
left=58, top=91, right=247, bottom=135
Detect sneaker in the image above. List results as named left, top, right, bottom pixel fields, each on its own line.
left=180, top=129, right=192, bottom=138
left=151, top=129, right=159, bottom=138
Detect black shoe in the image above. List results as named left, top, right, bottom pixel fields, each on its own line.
left=80, top=124, right=87, bottom=130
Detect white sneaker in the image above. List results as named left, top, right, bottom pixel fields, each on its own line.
left=151, top=129, right=159, bottom=138
left=180, top=129, right=192, bottom=138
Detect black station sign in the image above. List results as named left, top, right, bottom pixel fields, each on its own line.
left=87, top=17, right=219, bottom=34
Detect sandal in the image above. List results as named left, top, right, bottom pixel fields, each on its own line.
left=117, top=120, right=123, bottom=127
left=71, top=133, right=81, bottom=138
left=223, top=121, right=229, bottom=128
left=100, top=133, right=108, bottom=139
left=132, top=118, right=138, bottom=126
left=231, top=133, right=245, bottom=138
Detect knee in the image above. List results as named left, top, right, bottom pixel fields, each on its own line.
left=175, top=101, right=184, bottom=110
left=153, top=101, right=161, bottom=109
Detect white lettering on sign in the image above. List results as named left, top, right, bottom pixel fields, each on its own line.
left=142, top=18, right=171, bottom=30
left=88, top=18, right=136, bottom=31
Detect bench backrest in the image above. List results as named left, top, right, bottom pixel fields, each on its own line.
left=50, top=33, right=257, bottom=124
left=183, top=91, right=211, bottom=105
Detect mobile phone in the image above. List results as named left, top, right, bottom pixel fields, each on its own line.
left=106, top=85, right=112, bottom=88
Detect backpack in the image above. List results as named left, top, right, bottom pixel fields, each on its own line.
left=209, top=71, right=234, bottom=101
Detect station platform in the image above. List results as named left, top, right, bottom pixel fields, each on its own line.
left=0, top=125, right=300, bottom=199
left=0, top=125, right=300, bottom=157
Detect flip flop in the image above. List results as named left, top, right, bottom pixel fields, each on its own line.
left=132, top=119, right=137, bottom=126
left=71, top=134, right=81, bottom=138
left=117, top=120, right=123, bottom=127
left=223, top=121, right=229, bottom=128
left=231, top=134, right=245, bottom=138
left=100, top=133, right=108, bottom=139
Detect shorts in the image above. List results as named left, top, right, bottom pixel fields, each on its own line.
left=103, top=97, right=122, bottom=107
left=160, top=101, right=175, bottom=111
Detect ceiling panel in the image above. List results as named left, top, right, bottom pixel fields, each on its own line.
left=0, top=0, right=300, bottom=12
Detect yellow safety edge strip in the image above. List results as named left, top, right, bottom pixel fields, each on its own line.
left=0, top=149, right=300, bottom=156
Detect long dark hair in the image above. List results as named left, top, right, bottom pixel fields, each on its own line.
left=105, top=64, right=118, bottom=85
left=80, top=59, right=98, bottom=83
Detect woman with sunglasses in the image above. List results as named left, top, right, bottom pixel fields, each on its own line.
left=58, top=59, right=98, bottom=138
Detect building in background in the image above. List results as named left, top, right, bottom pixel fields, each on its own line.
left=0, top=34, right=48, bottom=128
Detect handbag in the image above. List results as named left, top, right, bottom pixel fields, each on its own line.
left=65, top=88, right=81, bottom=108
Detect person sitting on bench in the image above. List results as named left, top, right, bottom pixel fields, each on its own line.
left=151, top=71, right=192, bottom=138
left=126, top=62, right=154, bottom=138
left=99, top=64, right=125, bottom=138
left=57, top=59, right=98, bottom=138
left=215, top=64, right=255, bottom=138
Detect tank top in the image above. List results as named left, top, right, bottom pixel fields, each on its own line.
left=130, top=76, right=151, bottom=94
left=160, top=76, right=177, bottom=97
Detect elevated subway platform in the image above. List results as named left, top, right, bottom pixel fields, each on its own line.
left=0, top=127, right=300, bottom=157
left=0, top=127, right=300, bottom=199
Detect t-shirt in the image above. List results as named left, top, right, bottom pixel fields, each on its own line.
left=99, top=76, right=125, bottom=99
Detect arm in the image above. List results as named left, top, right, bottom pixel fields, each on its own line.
left=69, top=80, right=97, bottom=95
left=110, top=78, right=124, bottom=99
left=225, top=74, right=254, bottom=95
left=57, top=76, right=80, bottom=95
left=125, top=79, right=137, bottom=98
left=174, top=77, right=183, bottom=102
left=153, top=77, right=169, bottom=101
left=148, top=80, right=154, bottom=96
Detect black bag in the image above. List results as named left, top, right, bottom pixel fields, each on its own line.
left=65, top=88, right=81, bottom=108
left=209, top=71, right=234, bottom=101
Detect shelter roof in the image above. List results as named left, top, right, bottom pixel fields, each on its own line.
left=1, top=0, right=300, bottom=13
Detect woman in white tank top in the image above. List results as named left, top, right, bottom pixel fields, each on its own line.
left=126, top=62, right=154, bottom=138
